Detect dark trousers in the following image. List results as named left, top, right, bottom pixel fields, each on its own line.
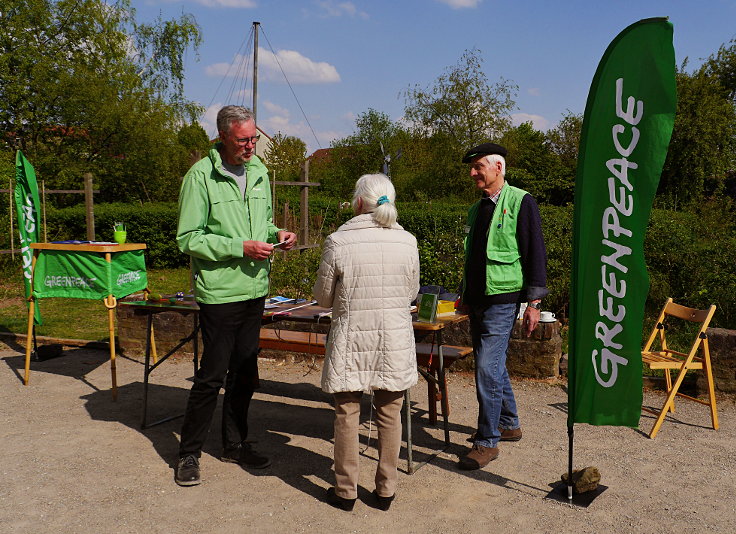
left=178, top=297, right=265, bottom=458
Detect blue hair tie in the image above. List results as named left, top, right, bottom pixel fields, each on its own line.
left=377, top=195, right=390, bottom=206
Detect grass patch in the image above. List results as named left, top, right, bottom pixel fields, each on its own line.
left=0, top=268, right=193, bottom=341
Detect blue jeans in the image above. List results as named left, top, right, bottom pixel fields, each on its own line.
left=469, top=302, right=520, bottom=448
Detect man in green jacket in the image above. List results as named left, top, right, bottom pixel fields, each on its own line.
left=174, top=105, right=296, bottom=486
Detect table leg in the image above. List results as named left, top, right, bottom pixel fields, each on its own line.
left=24, top=298, right=35, bottom=385
left=404, top=389, right=413, bottom=474
left=103, top=251, right=118, bottom=401
left=103, top=294, right=118, bottom=401
left=427, top=368, right=438, bottom=426
left=142, top=313, right=153, bottom=428
left=150, top=323, right=158, bottom=365
left=141, top=310, right=200, bottom=429
left=438, top=332, right=450, bottom=446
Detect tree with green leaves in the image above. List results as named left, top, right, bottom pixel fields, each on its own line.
left=0, top=0, right=202, bottom=204
left=313, top=109, right=408, bottom=199
left=545, top=111, right=583, bottom=172
left=264, top=132, right=307, bottom=181
left=703, top=38, right=736, bottom=101
left=400, top=48, right=517, bottom=200
left=659, top=62, right=736, bottom=207
left=403, top=48, right=517, bottom=150
left=496, top=120, right=577, bottom=206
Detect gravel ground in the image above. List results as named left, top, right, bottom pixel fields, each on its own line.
left=1, top=342, right=734, bottom=534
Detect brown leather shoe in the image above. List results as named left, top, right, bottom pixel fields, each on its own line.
left=466, top=427, right=523, bottom=443
left=499, top=427, right=522, bottom=442
left=457, top=444, right=499, bottom=470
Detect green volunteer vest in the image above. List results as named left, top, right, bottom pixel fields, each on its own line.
left=464, top=185, right=528, bottom=296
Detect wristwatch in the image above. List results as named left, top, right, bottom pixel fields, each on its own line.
left=528, top=301, right=542, bottom=310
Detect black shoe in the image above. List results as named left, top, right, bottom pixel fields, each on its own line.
left=221, top=442, right=272, bottom=469
left=325, top=487, right=356, bottom=511
left=175, top=454, right=200, bottom=486
left=373, top=490, right=395, bottom=511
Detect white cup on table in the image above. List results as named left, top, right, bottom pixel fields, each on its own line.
left=539, top=311, right=556, bottom=322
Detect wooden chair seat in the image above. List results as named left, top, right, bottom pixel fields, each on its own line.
left=642, top=350, right=704, bottom=369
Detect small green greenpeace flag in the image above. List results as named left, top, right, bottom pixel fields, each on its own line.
left=14, top=151, right=43, bottom=325
left=568, top=18, right=676, bottom=427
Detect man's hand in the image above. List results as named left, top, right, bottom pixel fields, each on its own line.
left=276, top=230, right=297, bottom=250
left=243, top=240, right=276, bottom=261
left=523, top=304, right=540, bottom=337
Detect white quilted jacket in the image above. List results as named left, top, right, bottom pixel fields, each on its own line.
left=313, top=214, right=420, bottom=393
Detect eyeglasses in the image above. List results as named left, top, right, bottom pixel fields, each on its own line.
left=234, top=135, right=260, bottom=146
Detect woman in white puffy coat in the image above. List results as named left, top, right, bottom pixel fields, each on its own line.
left=313, top=173, right=420, bottom=511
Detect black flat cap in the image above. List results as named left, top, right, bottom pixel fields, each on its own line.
left=462, top=142, right=508, bottom=163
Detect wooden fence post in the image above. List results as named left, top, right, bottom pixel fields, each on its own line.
left=41, top=180, right=47, bottom=242
left=300, top=160, right=309, bottom=248
left=84, top=173, right=95, bottom=241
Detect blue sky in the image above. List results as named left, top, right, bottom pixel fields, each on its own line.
left=133, top=0, right=736, bottom=154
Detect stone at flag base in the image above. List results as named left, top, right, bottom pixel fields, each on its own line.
left=561, top=466, right=601, bottom=494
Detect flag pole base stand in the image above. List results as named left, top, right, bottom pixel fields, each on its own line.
left=32, top=344, right=64, bottom=362
left=544, top=482, right=608, bottom=508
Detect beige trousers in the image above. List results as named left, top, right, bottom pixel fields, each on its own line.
left=332, top=390, right=405, bottom=500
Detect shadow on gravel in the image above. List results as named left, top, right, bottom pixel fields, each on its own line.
left=2, top=347, right=110, bottom=390
left=70, top=361, right=532, bottom=501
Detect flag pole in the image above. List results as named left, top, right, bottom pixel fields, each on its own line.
left=567, top=424, right=574, bottom=502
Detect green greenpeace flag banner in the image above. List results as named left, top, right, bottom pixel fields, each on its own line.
left=14, top=151, right=43, bottom=325
left=568, top=18, right=676, bottom=427
left=33, top=250, right=148, bottom=300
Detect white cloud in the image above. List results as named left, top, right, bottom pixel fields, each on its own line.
left=435, top=0, right=481, bottom=9
left=511, top=113, right=551, bottom=131
left=191, top=0, right=257, bottom=7
left=263, top=101, right=290, bottom=116
left=205, top=48, right=340, bottom=84
left=259, top=48, right=341, bottom=84
left=201, top=103, right=223, bottom=139
left=528, top=87, right=541, bottom=97
left=205, top=61, right=235, bottom=77
left=314, top=0, right=369, bottom=19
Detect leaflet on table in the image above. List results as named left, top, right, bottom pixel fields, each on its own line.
left=416, top=293, right=439, bottom=323
left=266, top=296, right=308, bottom=307
left=51, top=240, right=119, bottom=245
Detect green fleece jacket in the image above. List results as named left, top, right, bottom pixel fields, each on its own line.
left=176, top=145, right=281, bottom=304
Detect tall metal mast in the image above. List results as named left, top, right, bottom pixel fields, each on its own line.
left=253, top=21, right=260, bottom=122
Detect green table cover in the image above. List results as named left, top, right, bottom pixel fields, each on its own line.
left=33, top=249, right=147, bottom=300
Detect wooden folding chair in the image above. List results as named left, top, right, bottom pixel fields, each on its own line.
left=641, top=298, right=718, bottom=439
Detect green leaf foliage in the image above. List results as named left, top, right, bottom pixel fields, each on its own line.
left=2, top=199, right=735, bottom=330
left=659, top=65, right=736, bottom=207
left=265, top=133, right=307, bottom=182
left=0, top=0, right=202, bottom=206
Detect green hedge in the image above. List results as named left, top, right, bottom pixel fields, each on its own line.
left=39, top=202, right=185, bottom=268
left=3, top=200, right=734, bottom=329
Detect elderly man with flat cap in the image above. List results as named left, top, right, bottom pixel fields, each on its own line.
left=457, top=142, right=548, bottom=470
